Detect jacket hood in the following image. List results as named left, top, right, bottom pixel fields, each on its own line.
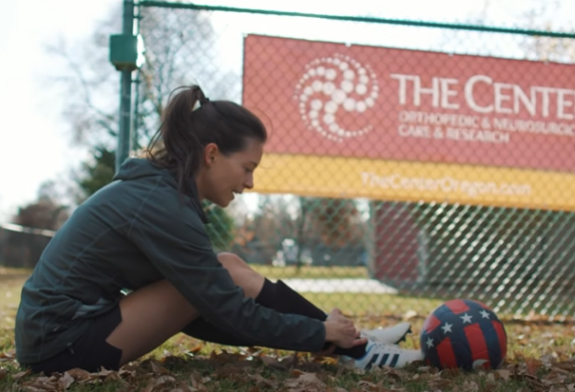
left=113, top=158, right=167, bottom=182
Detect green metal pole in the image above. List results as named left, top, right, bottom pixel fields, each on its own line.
left=116, top=0, right=135, bottom=172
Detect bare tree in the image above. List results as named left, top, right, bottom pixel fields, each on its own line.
left=44, top=5, right=239, bottom=204
left=47, top=4, right=239, bottom=151
left=45, top=5, right=121, bottom=149
left=13, top=181, right=69, bottom=231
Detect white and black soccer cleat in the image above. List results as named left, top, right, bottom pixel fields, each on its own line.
left=353, top=340, right=424, bottom=369
left=361, top=322, right=412, bottom=345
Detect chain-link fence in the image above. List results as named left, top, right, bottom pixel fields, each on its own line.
left=0, top=224, right=54, bottom=269
left=131, top=2, right=575, bottom=319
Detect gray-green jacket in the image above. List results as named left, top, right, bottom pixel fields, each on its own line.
left=15, top=158, right=325, bottom=364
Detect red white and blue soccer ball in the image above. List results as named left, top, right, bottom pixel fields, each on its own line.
left=420, top=299, right=507, bottom=371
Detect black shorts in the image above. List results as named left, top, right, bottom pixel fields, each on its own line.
left=25, top=306, right=123, bottom=374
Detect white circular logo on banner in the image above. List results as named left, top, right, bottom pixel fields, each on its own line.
left=295, top=54, right=379, bottom=142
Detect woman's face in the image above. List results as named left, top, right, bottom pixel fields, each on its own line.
left=196, top=138, right=264, bottom=207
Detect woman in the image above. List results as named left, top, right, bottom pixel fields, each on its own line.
left=15, top=86, right=422, bottom=374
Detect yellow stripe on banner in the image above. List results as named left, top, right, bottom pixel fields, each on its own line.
left=253, top=154, right=575, bottom=211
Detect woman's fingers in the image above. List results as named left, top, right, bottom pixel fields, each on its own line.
left=336, top=325, right=365, bottom=348
left=324, top=311, right=368, bottom=349
left=352, top=336, right=368, bottom=347
left=327, top=308, right=343, bottom=319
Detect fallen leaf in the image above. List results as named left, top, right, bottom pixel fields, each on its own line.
left=526, top=359, right=542, bottom=375
left=215, top=363, right=244, bottom=377
left=155, top=375, right=177, bottom=386
left=403, top=310, right=418, bottom=321
left=179, top=381, right=199, bottom=392
left=314, top=356, right=339, bottom=366
left=104, top=371, right=122, bottom=382
left=511, top=373, right=546, bottom=390
left=210, top=350, right=249, bottom=364
left=22, top=387, right=46, bottom=392
left=544, top=369, right=568, bottom=385
left=495, top=369, right=511, bottom=381
left=23, top=374, right=78, bottom=392
left=97, top=368, right=116, bottom=377
left=461, top=380, right=479, bottom=392
left=142, top=381, right=156, bottom=392
left=552, top=366, right=573, bottom=375
left=59, top=372, right=75, bottom=389
left=121, top=363, right=143, bottom=372
left=188, top=343, right=204, bottom=354
left=190, top=371, right=208, bottom=391
left=249, top=373, right=276, bottom=388
left=427, top=378, right=453, bottom=390
left=382, top=367, right=406, bottom=382
left=358, top=380, right=378, bottom=391
left=161, top=355, right=187, bottom=368
left=12, top=369, right=31, bottom=380
left=0, top=350, right=16, bottom=359
left=118, top=368, right=137, bottom=380
left=260, top=355, right=289, bottom=370
left=290, top=369, right=305, bottom=377
left=151, top=360, right=171, bottom=375
left=66, top=368, right=92, bottom=381
left=284, top=372, right=326, bottom=391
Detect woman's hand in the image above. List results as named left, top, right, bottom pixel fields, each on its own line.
left=322, top=308, right=367, bottom=350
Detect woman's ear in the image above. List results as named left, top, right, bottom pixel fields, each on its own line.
left=203, top=143, right=219, bottom=166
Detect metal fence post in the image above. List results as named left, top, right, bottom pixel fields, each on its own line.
left=116, top=0, right=135, bottom=172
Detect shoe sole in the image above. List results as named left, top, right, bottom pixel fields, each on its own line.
left=394, top=326, right=412, bottom=344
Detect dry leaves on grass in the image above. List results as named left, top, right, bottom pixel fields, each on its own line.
left=284, top=370, right=326, bottom=392
left=9, top=359, right=208, bottom=392
left=1, top=321, right=575, bottom=392
left=0, top=349, right=16, bottom=363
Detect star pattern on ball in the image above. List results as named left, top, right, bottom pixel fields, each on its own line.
left=441, top=322, right=453, bottom=334
left=460, top=313, right=473, bottom=324
left=480, top=310, right=490, bottom=319
left=420, top=300, right=507, bottom=372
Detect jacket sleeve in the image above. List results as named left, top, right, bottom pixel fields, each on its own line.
left=125, top=183, right=326, bottom=352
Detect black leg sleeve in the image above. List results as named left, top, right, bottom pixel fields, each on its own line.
left=181, top=278, right=366, bottom=358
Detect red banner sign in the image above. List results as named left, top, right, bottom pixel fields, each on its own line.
left=243, top=35, right=575, bottom=173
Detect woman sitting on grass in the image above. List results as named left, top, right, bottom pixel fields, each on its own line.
left=15, top=85, right=423, bottom=374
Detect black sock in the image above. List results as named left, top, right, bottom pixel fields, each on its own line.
left=256, top=279, right=327, bottom=320
left=332, top=343, right=368, bottom=359
left=255, top=279, right=367, bottom=359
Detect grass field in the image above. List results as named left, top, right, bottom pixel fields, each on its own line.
left=1, top=267, right=574, bottom=391
left=252, top=265, right=371, bottom=279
